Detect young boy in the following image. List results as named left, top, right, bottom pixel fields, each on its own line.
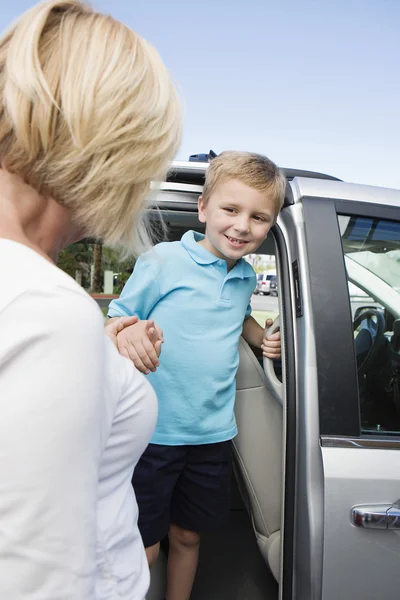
left=108, top=151, right=284, bottom=600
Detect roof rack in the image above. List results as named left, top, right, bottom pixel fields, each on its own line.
left=188, top=149, right=217, bottom=163
left=167, top=160, right=341, bottom=185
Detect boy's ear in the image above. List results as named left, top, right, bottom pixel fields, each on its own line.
left=198, top=195, right=207, bottom=224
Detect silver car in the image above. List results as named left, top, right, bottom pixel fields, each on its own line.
left=255, top=273, right=275, bottom=295
left=140, top=161, right=400, bottom=600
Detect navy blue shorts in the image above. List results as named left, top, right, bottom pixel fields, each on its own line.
left=132, top=441, right=232, bottom=548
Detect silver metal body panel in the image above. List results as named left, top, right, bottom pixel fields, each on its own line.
left=277, top=206, right=325, bottom=599
left=321, top=447, right=400, bottom=600
left=171, top=160, right=208, bottom=173
left=290, top=177, right=400, bottom=208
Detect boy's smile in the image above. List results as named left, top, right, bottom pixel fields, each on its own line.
left=197, top=178, right=275, bottom=269
left=225, top=234, right=249, bottom=248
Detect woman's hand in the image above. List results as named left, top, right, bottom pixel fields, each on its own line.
left=104, top=316, right=139, bottom=348
left=116, top=319, right=164, bottom=375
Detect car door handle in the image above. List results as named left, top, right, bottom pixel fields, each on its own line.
left=351, top=502, right=400, bottom=530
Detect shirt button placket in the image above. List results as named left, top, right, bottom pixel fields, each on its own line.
left=220, top=271, right=231, bottom=303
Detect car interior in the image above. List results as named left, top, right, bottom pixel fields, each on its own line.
left=146, top=206, right=284, bottom=599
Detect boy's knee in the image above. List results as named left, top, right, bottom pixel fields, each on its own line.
left=145, top=542, right=160, bottom=567
left=169, top=524, right=200, bottom=549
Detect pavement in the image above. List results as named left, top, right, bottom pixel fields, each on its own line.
left=91, top=294, right=117, bottom=311
left=251, top=293, right=279, bottom=313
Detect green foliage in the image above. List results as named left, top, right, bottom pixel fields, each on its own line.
left=253, top=264, right=266, bottom=274
left=57, top=242, right=93, bottom=289
left=57, top=242, right=135, bottom=294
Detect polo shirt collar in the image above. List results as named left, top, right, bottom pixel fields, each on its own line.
left=181, top=230, right=220, bottom=265
left=181, top=230, right=250, bottom=279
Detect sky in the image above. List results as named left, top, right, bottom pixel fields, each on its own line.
left=1, top=0, right=399, bottom=190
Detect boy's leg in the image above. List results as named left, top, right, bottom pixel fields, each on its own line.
left=166, top=441, right=232, bottom=600
left=167, top=524, right=200, bottom=600
left=132, top=444, right=185, bottom=566
left=145, top=542, right=161, bottom=568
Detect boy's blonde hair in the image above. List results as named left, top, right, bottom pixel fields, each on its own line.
left=0, top=0, right=181, bottom=254
left=202, top=151, right=286, bottom=221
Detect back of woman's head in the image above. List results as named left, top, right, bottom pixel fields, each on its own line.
left=0, top=0, right=181, bottom=253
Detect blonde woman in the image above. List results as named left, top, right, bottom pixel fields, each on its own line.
left=0, top=1, right=181, bottom=599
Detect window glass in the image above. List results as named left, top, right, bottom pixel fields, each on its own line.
left=339, top=215, right=400, bottom=434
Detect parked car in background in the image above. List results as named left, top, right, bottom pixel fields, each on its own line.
left=269, top=275, right=278, bottom=296
left=254, top=273, right=275, bottom=295
left=253, top=273, right=263, bottom=294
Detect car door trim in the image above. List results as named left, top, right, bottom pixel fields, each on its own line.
left=301, top=197, right=360, bottom=436
left=272, top=222, right=297, bottom=600
left=321, top=435, right=400, bottom=449
left=334, top=199, right=400, bottom=221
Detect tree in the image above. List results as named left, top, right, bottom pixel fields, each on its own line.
left=92, top=242, right=103, bottom=293
left=57, top=242, right=93, bottom=288
left=57, top=241, right=136, bottom=294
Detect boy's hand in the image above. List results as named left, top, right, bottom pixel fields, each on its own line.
left=117, top=319, right=163, bottom=374
left=104, top=316, right=139, bottom=348
left=261, top=318, right=281, bottom=359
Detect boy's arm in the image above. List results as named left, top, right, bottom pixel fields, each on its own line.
left=107, top=256, right=163, bottom=373
left=242, top=315, right=281, bottom=359
left=107, top=256, right=160, bottom=320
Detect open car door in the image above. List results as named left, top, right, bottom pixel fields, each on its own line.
left=278, top=179, right=400, bottom=599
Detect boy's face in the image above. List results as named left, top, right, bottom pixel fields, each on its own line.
left=198, top=178, right=275, bottom=268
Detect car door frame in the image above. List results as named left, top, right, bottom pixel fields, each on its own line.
left=276, top=196, right=331, bottom=600
left=278, top=187, right=400, bottom=599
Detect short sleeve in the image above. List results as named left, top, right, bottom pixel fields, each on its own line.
left=245, top=301, right=252, bottom=319
left=108, top=254, right=160, bottom=320
left=0, top=287, right=106, bottom=599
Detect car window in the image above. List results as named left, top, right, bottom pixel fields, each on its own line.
left=338, top=214, right=400, bottom=435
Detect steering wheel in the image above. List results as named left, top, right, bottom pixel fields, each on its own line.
left=353, top=308, right=385, bottom=376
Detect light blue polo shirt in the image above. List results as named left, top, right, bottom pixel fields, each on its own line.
left=108, top=231, right=256, bottom=445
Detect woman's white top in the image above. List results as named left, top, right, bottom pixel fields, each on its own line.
left=0, top=239, right=157, bottom=599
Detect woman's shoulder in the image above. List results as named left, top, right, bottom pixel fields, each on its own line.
left=0, top=238, right=98, bottom=319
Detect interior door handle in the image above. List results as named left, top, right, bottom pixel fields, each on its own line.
left=263, top=316, right=283, bottom=405
left=351, top=501, right=400, bottom=530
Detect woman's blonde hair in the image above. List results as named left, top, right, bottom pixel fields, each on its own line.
left=0, top=0, right=181, bottom=254
left=202, top=151, right=286, bottom=222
